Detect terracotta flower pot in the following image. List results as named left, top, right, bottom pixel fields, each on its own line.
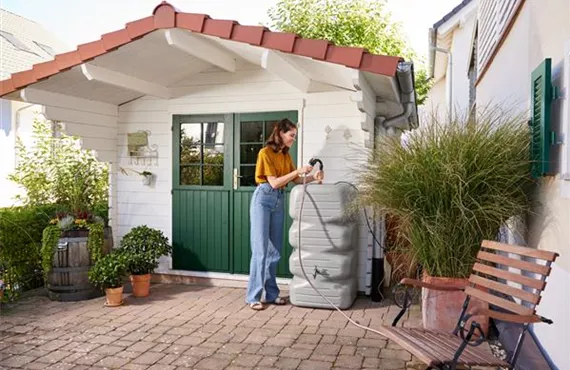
left=104, top=286, right=123, bottom=307
left=130, top=274, right=151, bottom=297
left=421, top=273, right=489, bottom=336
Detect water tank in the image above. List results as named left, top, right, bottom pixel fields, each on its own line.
left=288, top=183, right=359, bottom=309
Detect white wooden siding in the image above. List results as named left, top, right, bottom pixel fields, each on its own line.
left=117, top=62, right=375, bottom=292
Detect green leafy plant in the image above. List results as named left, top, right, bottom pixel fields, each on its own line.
left=267, top=0, right=432, bottom=105
left=8, top=117, right=108, bottom=211
left=88, top=251, right=127, bottom=290
left=359, top=107, right=534, bottom=278
left=0, top=204, right=57, bottom=301
left=87, top=223, right=104, bottom=265
left=41, top=225, right=61, bottom=281
left=119, top=225, right=172, bottom=275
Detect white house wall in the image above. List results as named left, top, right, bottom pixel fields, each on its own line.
left=116, top=62, right=375, bottom=293
left=425, top=6, right=477, bottom=118
left=476, top=1, right=570, bottom=368
left=0, top=100, right=44, bottom=207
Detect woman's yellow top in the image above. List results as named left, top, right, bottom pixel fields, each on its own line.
left=255, top=147, right=296, bottom=185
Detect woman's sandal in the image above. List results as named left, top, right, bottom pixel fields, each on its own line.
left=249, top=302, right=265, bottom=311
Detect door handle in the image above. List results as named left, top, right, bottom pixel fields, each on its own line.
left=233, top=168, right=242, bottom=190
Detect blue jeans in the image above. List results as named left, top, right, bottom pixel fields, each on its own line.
left=246, top=182, right=285, bottom=304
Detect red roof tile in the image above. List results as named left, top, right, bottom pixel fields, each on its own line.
left=0, top=1, right=404, bottom=97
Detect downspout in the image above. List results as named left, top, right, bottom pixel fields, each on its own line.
left=382, top=61, right=418, bottom=130
left=14, top=103, right=35, bottom=167
left=428, top=27, right=454, bottom=121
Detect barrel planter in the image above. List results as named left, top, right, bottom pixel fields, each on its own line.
left=47, top=227, right=113, bottom=302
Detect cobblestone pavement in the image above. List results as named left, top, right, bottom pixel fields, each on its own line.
left=0, top=284, right=491, bottom=369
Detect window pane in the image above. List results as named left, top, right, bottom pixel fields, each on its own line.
left=204, top=122, right=224, bottom=144
left=241, top=121, right=263, bottom=142
left=203, top=166, right=224, bottom=186
left=181, top=166, right=200, bottom=185
left=265, top=120, right=278, bottom=141
left=204, top=145, right=225, bottom=165
left=240, top=166, right=256, bottom=187
left=240, top=144, right=262, bottom=165
left=181, top=123, right=202, bottom=145
left=180, top=141, right=201, bottom=164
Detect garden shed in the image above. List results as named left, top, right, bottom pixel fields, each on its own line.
left=0, top=1, right=419, bottom=294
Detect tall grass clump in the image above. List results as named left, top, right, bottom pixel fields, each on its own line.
left=359, top=107, right=534, bottom=278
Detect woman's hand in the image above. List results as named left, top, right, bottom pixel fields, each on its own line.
left=314, top=170, right=324, bottom=184
left=297, top=165, right=313, bottom=176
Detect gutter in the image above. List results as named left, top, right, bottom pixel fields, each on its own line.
left=382, top=61, right=418, bottom=130
left=428, top=27, right=454, bottom=121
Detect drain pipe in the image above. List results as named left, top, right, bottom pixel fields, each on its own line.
left=382, top=61, right=418, bottom=130
left=428, top=27, right=453, bottom=121
left=14, top=103, right=35, bottom=166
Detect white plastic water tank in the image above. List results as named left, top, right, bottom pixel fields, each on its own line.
left=288, top=183, right=359, bottom=309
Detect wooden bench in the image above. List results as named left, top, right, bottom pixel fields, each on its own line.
left=379, top=240, right=558, bottom=370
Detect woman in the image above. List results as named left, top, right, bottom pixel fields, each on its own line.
left=246, top=118, right=324, bottom=310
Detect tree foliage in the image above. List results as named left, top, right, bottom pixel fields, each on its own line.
left=267, top=0, right=432, bottom=105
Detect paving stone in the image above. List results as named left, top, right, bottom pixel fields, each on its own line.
left=163, top=344, right=190, bottom=355
left=37, top=339, right=69, bottom=352
left=380, top=348, right=412, bottom=361
left=297, top=333, right=322, bottom=344
left=298, top=359, right=333, bottom=370
left=377, top=358, right=407, bottom=369
left=356, top=345, right=380, bottom=357
left=36, top=350, right=74, bottom=364
left=194, top=356, right=233, bottom=369
left=92, top=344, right=125, bottom=355
left=314, top=343, right=341, bottom=356
left=156, top=353, right=180, bottom=365
left=362, top=356, right=381, bottom=368
left=279, top=347, right=313, bottom=360
left=309, top=353, right=336, bottom=362
left=131, top=351, right=166, bottom=365
left=173, top=335, right=205, bottom=346
left=357, top=338, right=387, bottom=348
left=95, top=355, right=131, bottom=368
left=0, top=354, right=36, bottom=367
left=70, top=353, right=106, bottom=366
left=230, top=353, right=262, bottom=367
left=3, top=343, right=34, bottom=355
left=122, top=364, right=151, bottom=370
left=183, top=346, right=216, bottom=358
left=334, top=354, right=364, bottom=369
left=339, top=345, right=356, bottom=355
left=126, top=341, right=156, bottom=352
left=147, top=364, right=176, bottom=370
left=273, top=357, right=301, bottom=369
left=171, top=355, right=200, bottom=367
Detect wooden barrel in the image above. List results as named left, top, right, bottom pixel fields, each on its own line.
left=47, top=227, right=113, bottom=301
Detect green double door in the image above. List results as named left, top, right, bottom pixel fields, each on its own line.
left=172, top=111, right=297, bottom=277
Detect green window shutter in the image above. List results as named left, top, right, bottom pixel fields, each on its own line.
left=530, top=58, right=554, bottom=178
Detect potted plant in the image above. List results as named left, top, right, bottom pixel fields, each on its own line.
left=141, top=171, right=153, bottom=186
left=88, top=251, right=127, bottom=307
left=119, top=225, right=172, bottom=297
left=359, top=107, right=533, bottom=333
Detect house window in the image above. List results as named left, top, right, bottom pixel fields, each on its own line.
left=0, top=31, right=34, bottom=53
left=34, top=41, right=54, bottom=56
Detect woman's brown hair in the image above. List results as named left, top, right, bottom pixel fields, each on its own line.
left=266, top=118, right=297, bottom=154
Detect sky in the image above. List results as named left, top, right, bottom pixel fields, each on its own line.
left=0, top=0, right=462, bottom=60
